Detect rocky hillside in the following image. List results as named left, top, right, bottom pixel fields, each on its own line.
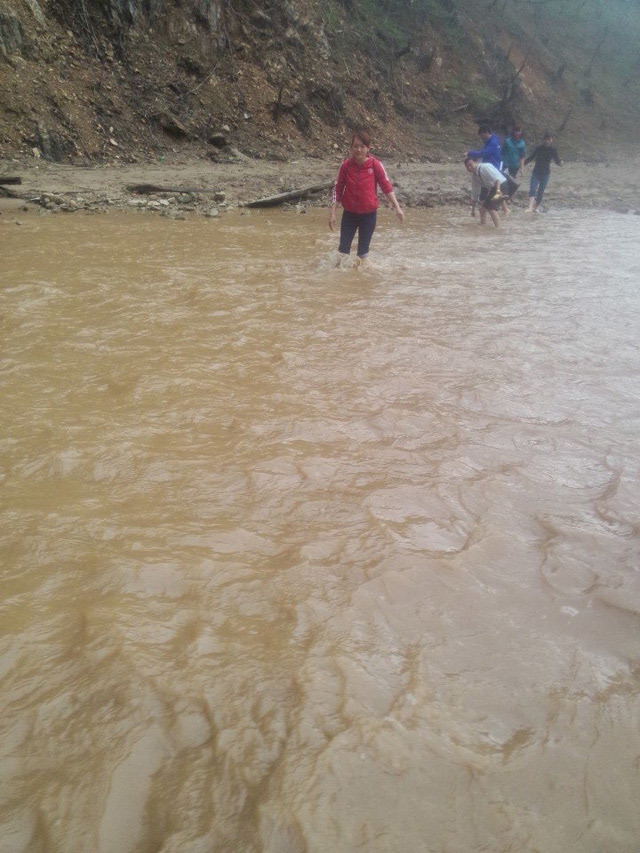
left=1, top=0, right=639, bottom=164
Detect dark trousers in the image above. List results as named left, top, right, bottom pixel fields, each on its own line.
left=339, top=210, right=377, bottom=257
left=529, top=170, right=550, bottom=205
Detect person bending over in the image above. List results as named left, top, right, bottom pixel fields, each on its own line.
left=465, top=125, right=509, bottom=214
left=464, top=157, right=509, bottom=228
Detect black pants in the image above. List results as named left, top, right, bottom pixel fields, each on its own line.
left=339, top=210, right=377, bottom=257
left=502, top=174, right=519, bottom=198
left=480, top=178, right=518, bottom=210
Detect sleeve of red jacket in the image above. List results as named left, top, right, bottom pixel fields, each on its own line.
left=333, top=160, right=348, bottom=204
left=373, top=159, right=394, bottom=195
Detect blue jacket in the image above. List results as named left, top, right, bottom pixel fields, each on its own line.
left=467, top=134, right=502, bottom=169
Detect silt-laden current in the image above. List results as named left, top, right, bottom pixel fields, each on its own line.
left=1, top=207, right=639, bottom=851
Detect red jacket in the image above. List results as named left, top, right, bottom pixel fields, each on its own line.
left=333, top=156, right=394, bottom=214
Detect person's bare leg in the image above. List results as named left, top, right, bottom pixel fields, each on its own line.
left=480, top=208, right=487, bottom=225
left=489, top=209, right=500, bottom=227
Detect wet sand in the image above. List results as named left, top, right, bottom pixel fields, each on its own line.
left=2, top=153, right=640, bottom=217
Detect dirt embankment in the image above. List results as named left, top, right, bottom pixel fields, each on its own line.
left=2, top=152, right=640, bottom=221
left=1, top=0, right=640, bottom=172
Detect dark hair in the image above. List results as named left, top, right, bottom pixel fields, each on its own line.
left=351, top=129, right=371, bottom=147
left=478, top=125, right=490, bottom=136
left=513, top=124, right=523, bottom=133
left=464, top=156, right=475, bottom=167
left=543, top=130, right=553, bottom=140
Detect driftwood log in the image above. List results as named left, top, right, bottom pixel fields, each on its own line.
left=0, top=177, right=22, bottom=185
left=243, top=181, right=333, bottom=208
left=126, top=184, right=224, bottom=195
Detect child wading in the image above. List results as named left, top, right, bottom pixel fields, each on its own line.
left=464, top=158, right=508, bottom=227
left=465, top=124, right=509, bottom=216
left=329, top=131, right=404, bottom=264
left=525, top=131, right=562, bottom=212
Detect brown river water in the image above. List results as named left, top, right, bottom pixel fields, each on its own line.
left=1, top=207, right=640, bottom=852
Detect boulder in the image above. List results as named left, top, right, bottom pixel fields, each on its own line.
left=208, top=132, right=229, bottom=148
left=154, top=112, right=190, bottom=139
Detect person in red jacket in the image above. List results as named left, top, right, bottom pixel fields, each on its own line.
left=329, top=130, right=404, bottom=264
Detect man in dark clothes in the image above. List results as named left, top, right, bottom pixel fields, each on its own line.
left=525, top=131, right=562, bottom=212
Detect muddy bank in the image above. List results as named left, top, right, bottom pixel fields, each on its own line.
left=2, top=153, right=640, bottom=218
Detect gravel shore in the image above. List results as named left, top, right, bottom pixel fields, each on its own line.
left=2, top=153, right=639, bottom=218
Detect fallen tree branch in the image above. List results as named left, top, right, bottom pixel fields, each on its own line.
left=243, top=182, right=333, bottom=208
left=126, top=184, right=224, bottom=195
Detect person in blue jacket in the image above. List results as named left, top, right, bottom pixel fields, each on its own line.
left=465, top=125, right=502, bottom=170
left=466, top=124, right=505, bottom=214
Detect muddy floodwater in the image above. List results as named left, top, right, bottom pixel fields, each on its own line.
left=1, top=207, right=640, bottom=852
